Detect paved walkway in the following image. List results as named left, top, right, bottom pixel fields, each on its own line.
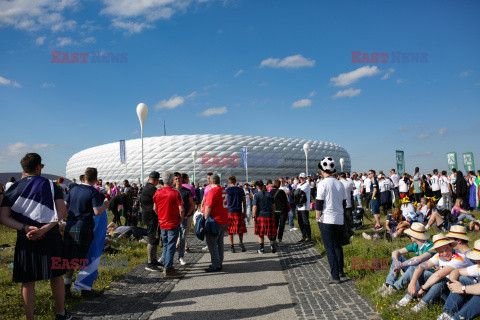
left=72, top=225, right=380, bottom=320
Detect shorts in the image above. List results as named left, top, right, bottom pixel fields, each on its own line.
left=370, top=198, right=380, bottom=215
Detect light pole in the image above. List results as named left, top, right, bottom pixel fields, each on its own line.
left=136, top=103, right=148, bottom=186
left=340, top=158, right=345, bottom=173
left=303, top=143, right=310, bottom=176
left=192, top=151, right=198, bottom=184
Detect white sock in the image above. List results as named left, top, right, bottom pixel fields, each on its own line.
left=57, top=309, right=65, bottom=316
left=64, top=278, right=72, bottom=285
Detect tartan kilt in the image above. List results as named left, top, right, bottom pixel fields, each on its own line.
left=63, top=225, right=94, bottom=261
left=227, top=212, right=247, bottom=234
left=254, top=216, right=277, bottom=237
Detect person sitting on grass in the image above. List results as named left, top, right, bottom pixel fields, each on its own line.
left=396, top=234, right=474, bottom=312
left=437, top=239, right=480, bottom=320
left=452, top=198, right=476, bottom=225
left=386, top=207, right=406, bottom=239
left=378, top=222, right=434, bottom=297
left=445, top=225, right=472, bottom=254
left=425, top=200, right=450, bottom=232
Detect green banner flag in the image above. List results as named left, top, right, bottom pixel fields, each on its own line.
left=463, top=152, right=475, bottom=173
left=447, top=152, right=458, bottom=171
left=396, top=150, right=405, bottom=175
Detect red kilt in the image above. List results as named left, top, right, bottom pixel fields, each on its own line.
left=227, top=212, right=247, bottom=234
left=254, top=216, right=277, bottom=237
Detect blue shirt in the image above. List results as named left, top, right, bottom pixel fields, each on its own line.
left=252, top=190, right=274, bottom=218
left=226, top=186, right=244, bottom=213
left=65, top=184, right=105, bottom=228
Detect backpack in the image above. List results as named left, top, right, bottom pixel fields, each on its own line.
left=439, top=209, right=457, bottom=225
left=293, top=188, right=307, bottom=205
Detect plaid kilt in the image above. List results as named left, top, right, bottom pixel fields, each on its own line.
left=254, top=216, right=277, bottom=237
left=63, top=225, right=94, bottom=261
left=227, top=212, right=247, bottom=234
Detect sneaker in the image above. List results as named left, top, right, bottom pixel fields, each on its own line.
left=258, top=248, right=265, bottom=254
left=157, top=257, right=164, bottom=265
left=145, top=263, right=162, bottom=272
left=139, top=238, right=148, bottom=243
left=375, top=283, right=389, bottom=294
left=380, top=285, right=397, bottom=298
left=304, top=238, right=311, bottom=243
left=202, top=245, right=209, bottom=251
left=239, top=243, right=246, bottom=252
left=437, top=312, right=454, bottom=320
left=411, top=300, right=427, bottom=313
left=55, top=309, right=73, bottom=320
left=164, top=268, right=184, bottom=278
left=271, top=242, right=277, bottom=253
left=373, top=225, right=383, bottom=231
left=81, top=289, right=104, bottom=299
left=326, top=277, right=341, bottom=284
left=395, top=294, right=412, bottom=308
left=373, top=234, right=380, bottom=239
left=425, top=225, right=430, bottom=231
left=230, top=246, right=236, bottom=253
left=179, top=258, right=186, bottom=266
left=392, top=233, right=398, bottom=239
left=153, top=259, right=163, bottom=267
left=290, top=227, right=298, bottom=231
left=297, top=238, right=305, bottom=243
left=362, top=232, right=372, bottom=240
left=204, top=265, right=222, bottom=272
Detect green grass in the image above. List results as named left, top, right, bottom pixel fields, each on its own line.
left=307, top=209, right=480, bottom=320
left=0, top=212, right=147, bottom=320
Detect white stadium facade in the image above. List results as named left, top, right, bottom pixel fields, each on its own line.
left=66, top=134, right=351, bottom=184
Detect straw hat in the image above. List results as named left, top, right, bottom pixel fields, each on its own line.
left=446, top=225, right=472, bottom=242
left=431, top=234, right=457, bottom=251
left=404, top=222, right=430, bottom=241
left=466, top=240, right=480, bottom=261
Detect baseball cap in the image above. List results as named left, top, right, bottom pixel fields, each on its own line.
left=299, top=173, right=306, bottom=178
left=149, top=171, right=160, bottom=179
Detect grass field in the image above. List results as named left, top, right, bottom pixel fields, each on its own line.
left=307, top=208, right=480, bottom=320
left=0, top=213, right=147, bottom=320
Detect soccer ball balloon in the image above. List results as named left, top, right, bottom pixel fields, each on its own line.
left=319, top=157, right=336, bottom=173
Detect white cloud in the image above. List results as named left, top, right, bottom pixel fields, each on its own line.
left=309, top=90, right=317, bottom=97
left=111, top=19, right=151, bottom=35
left=198, top=106, right=227, bottom=117
left=332, top=88, right=361, bottom=99
left=291, top=99, right=312, bottom=108
left=0, top=142, right=56, bottom=162
left=36, top=36, right=46, bottom=45
left=438, top=127, right=450, bottom=136
left=131, top=130, right=138, bottom=135
left=83, top=36, right=96, bottom=44
left=56, top=37, right=73, bottom=47
left=0, top=75, right=21, bottom=88
left=0, top=0, right=78, bottom=32
left=381, top=68, right=395, bottom=80
left=330, top=66, right=380, bottom=87
left=459, top=70, right=473, bottom=77
left=397, top=125, right=427, bottom=132
left=416, top=132, right=431, bottom=139
left=258, top=82, right=268, bottom=86
left=234, top=69, right=243, bottom=77
left=42, top=82, right=55, bottom=88
left=396, top=79, right=404, bottom=84
left=154, top=91, right=196, bottom=110
left=260, top=54, right=315, bottom=69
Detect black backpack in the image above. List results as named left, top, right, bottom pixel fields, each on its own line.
left=293, top=188, right=307, bottom=205
left=439, top=209, right=457, bottom=225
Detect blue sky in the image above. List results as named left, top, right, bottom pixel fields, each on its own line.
left=1, top=0, right=479, bottom=176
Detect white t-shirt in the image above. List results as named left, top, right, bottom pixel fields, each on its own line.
left=400, top=203, right=416, bottom=219
left=353, top=180, right=363, bottom=196
left=364, top=177, right=372, bottom=193
left=244, top=189, right=251, bottom=206
left=316, top=176, right=347, bottom=225
left=439, top=176, right=450, bottom=193
left=430, top=175, right=440, bottom=191
left=429, top=251, right=473, bottom=278
left=340, top=179, right=354, bottom=208
left=399, top=179, right=409, bottom=193
left=296, top=182, right=310, bottom=211
left=390, top=174, right=400, bottom=187
left=5, top=182, right=14, bottom=191
left=465, top=264, right=480, bottom=283
left=379, top=180, right=391, bottom=192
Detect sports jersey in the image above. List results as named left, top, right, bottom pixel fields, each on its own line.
left=153, top=186, right=183, bottom=229
left=204, top=186, right=228, bottom=225
left=226, top=185, right=245, bottom=213
left=429, top=250, right=473, bottom=277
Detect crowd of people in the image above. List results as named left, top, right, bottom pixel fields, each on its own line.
left=2, top=151, right=480, bottom=319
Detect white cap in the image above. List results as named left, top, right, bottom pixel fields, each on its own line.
left=299, top=173, right=306, bottom=178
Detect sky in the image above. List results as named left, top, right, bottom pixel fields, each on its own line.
left=1, top=0, right=479, bottom=176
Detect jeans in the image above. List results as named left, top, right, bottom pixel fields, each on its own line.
left=205, top=223, right=227, bottom=268
left=288, top=206, right=295, bottom=229
left=297, top=210, right=311, bottom=239
left=417, top=270, right=448, bottom=304
left=457, top=213, right=475, bottom=222
left=370, top=198, right=380, bottom=215
left=394, top=187, right=400, bottom=200
left=385, top=255, right=409, bottom=287
left=442, top=192, right=453, bottom=210
left=353, top=194, right=363, bottom=208
left=443, top=277, right=478, bottom=319
left=274, top=211, right=288, bottom=241
left=177, top=219, right=188, bottom=259
left=245, top=204, right=252, bottom=225
left=318, top=222, right=344, bottom=280
left=161, top=226, right=180, bottom=270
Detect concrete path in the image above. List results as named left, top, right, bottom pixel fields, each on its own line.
left=149, top=226, right=296, bottom=319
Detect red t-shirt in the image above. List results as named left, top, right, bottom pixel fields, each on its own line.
left=204, top=186, right=228, bottom=225
left=153, top=186, right=183, bottom=229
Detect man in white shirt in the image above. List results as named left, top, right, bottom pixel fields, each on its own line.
left=352, top=173, right=364, bottom=207
left=316, top=157, right=347, bottom=284
left=363, top=176, right=372, bottom=209
left=296, top=173, right=311, bottom=242
left=430, top=169, right=441, bottom=200
left=339, top=173, right=354, bottom=239
left=440, top=170, right=452, bottom=210
left=390, top=169, right=400, bottom=199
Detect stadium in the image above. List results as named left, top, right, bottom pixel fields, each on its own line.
left=65, top=134, right=351, bottom=184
